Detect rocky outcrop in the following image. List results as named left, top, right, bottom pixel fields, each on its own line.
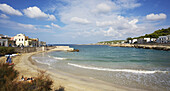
left=67, top=49, right=79, bottom=52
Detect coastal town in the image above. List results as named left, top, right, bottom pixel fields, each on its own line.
left=98, top=35, right=170, bottom=45
left=97, top=28, right=170, bottom=51
left=0, top=0, right=170, bottom=91
left=0, top=33, right=46, bottom=47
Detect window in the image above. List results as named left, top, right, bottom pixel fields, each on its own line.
left=22, top=39, right=23, bottom=41
left=19, top=39, right=20, bottom=41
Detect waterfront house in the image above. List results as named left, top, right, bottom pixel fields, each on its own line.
left=131, top=39, right=137, bottom=44
left=0, top=34, right=15, bottom=47
left=137, top=38, right=144, bottom=44
left=128, top=40, right=132, bottom=43
left=0, top=34, right=8, bottom=46
left=167, top=35, right=170, bottom=43
left=14, top=33, right=40, bottom=47
left=0, top=39, right=8, bottom=47
left=14, top=33, right=30, bottom=47
left=29, top=38, right=39, bottom=47
left=156, top=36, right=168, bottom=43
left=39, top=41, right=46, bottom=47
left=150, top=38, right=157, bottom=42
left=137, top=38, right=157, bottom=44
left=144, top=38, right=151, bottom=42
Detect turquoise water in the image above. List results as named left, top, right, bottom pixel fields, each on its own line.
left=32, top=45, right=170, bottom=90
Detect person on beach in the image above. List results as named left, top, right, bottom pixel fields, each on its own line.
left=21, top=75, right=24, bottom=81
left=6, top=55, right=10, bottom=63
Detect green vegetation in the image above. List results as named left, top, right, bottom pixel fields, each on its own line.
left=98, top=40, right=125, bottom=44
left=133, top=27, right=170, bottom=39
left=126, top=37, right=133, bottom=40
left=0, top=63, right=64, bottom=91
left=0, top=63, right=19, bottom=91
left=0, top=47, right=15, bottom=56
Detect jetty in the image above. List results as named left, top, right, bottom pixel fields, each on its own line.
left=49, top=46, right=74, bottom=51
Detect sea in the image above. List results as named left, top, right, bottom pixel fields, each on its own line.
left=32, top=45, right=170, bottom=91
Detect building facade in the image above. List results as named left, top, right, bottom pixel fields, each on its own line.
left=0, top=39, right=8, bottom=47
left=30, top=38, right=39, bottom=47
left=14, top=33, right=30, bottom=47
left=156, top=36, right=168, bottom=43
left=129, top=39, right=137, bottom=44
left=167, top=35, right=170, bottom=43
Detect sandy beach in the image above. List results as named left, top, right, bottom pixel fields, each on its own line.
left=7, top=50, right=145, bottom=91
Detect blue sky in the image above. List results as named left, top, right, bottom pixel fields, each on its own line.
left=0, top=0, right=169, bottom=44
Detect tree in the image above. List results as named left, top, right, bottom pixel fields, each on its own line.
left=126, top=37, right=133, bottom=40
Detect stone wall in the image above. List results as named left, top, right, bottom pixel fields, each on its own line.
left=14, top=47, right=49, bottom=53
left=14, top=47, right=37, bottom=53
left=109, top=44, right=170, bottom=51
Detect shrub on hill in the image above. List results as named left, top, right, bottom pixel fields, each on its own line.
left=0, top=47, right=15, bottom=56
left=0, top=63, right=64, bottom=91
left=0, top=63, right=18, bottom=91
left=135, top=27, right=170, bottom=39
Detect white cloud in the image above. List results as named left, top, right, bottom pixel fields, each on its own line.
left=146, top=13, right=167, bottom=21
left=94, top=3, right=112, bottom=13
left=129, top=19, right=138, bottom=28
left=23, top=6, right=56, bottom=21
left=104, top=27, right=122, bottom=37
left=48, top=14, right=56, bottom=21
left=0, top=14, right=9, bottom=19
left=70, top=17, right=90, bottom=24
left=44, top=25, right=51, bottom=28
left=51, top=23, right=61, bottom=28
left=0, top=3, right=23, bottom=16
left=18, top=23, right=36, bottom=30
left=33, top=0, right=162, bottom=43
left=0, top=19, right=54, bottom=33
left=96, top=21, right=114, bottom=27
left=51, top=0, right=145, bottom=43
left=115, top=0, right=141, bottom=9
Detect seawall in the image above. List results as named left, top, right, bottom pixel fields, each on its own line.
left=109, top=44, right=170, bottom=51
left=14, top=46, right=74, bottom=53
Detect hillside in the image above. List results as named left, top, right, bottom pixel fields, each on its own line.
left=98, top=40, right=125, bottom=44
left=134, top=27, right=170, bottom=39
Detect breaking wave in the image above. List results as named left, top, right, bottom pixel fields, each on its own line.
left=48, top=55, right=67, bottom=60
left=34, top=59, right=51, bottom=66
left=68, top=63, right=168, bottom=74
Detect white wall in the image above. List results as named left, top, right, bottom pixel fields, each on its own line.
left=14, top=34, right=29, bottom=46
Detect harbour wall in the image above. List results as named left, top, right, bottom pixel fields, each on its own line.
left=109, top=44, right=170, bottom=51
left=14, top=46, right=74, bottom=53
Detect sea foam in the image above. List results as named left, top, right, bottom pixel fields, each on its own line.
left=48, top=55, right=67, bottom=60
left=68, top=63, right=168, bottom=74
left=34, top=59, right=51, bottom=66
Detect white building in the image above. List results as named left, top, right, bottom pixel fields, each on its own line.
left=167, top=35, right=170, bottom=43
left=144, top=38, right=151, bottom=42
left=156, top=36, right=168, bottom=43
left=0, top=34, right=15, bottom=47
left=30, top=38, right=39, bottom=47
left=150, top=38, right=157, bottom=42
left=14, top=33, right=29, bottom=47
left=137, top=38, right=144, bottom=44
left=130, top=39, right=137, bottom=44
left=137, top=38, right=157, bottom=44
left=39, top=41, right=46, bottom=47
left=0, top=39, right=8, bottom=47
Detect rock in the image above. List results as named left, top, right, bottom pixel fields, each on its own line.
left=68, top=49, right=79, bottom=52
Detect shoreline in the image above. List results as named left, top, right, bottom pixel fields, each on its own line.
left=11, top=49, right=146, bottom=91
left=92, top=43, right=170, bottom=51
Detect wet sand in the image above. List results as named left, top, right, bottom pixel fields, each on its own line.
left=6, top=50, right=145, bottom=91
